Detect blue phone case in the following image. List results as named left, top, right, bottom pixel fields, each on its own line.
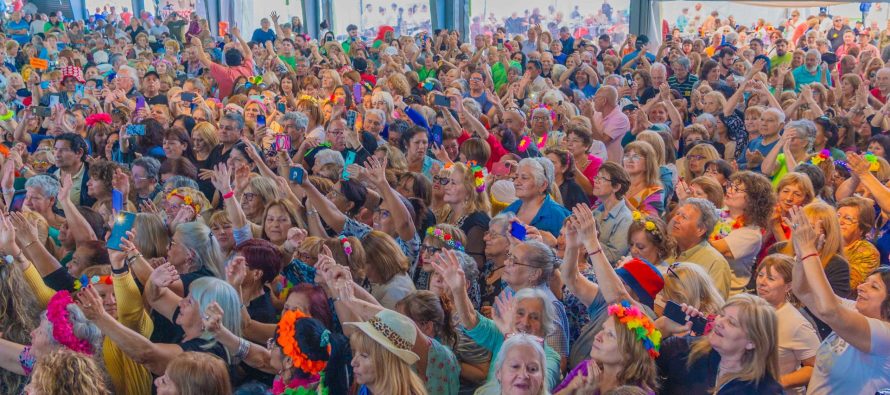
left=510, top=222, right=527, bottom=241
left=341, top=151, right=357, bottom=180
left=107, top=212, right=136, bottom=251
left=111, top=189, right=124, bottom=212
left=289, top=167, right=304, bottom=184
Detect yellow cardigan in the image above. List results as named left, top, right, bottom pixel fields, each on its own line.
left=23, top=265, right=154, bottom=395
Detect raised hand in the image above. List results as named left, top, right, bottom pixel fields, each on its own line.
left=210, top=164, right=233, bottom=195
left=0, top=214, right=18, bottom=255
left=201, top=302, right=225, bottom=334
left=149, top=262, right=180, bottom=289
left=789, top=205, right=819, bottom=258
left=363, top=156, right=388, bottom=187
left=76, top=285, right=108, bottom=321
left=846, top=152, right=871, bottom=177
left=571, top=204, right=599, bottom=244
left=430, top=250, right=466, bottom=292
left=112, top=168, right=130, bottom=200
left=492, top=291, right=516, bottom=334
left=225, top=256, right=248, bottom=288
left=8, top=212, right=38, bottom=249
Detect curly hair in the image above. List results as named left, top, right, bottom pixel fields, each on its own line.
left=87, top=159, right=119, bottom=193
left=29, top=348, right=110, bottom=395
left=730, top=171, right=775, bottom=229
left=0, top=263, right=40, bottom=394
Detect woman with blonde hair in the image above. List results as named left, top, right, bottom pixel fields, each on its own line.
left=442, top=162, right=491, bottom=267
left=430, top=166, right=453, bottom=222
left=770, top=172, right=815, bottom=245
left=637, top=130, right=675, bottom=206
left=153, top=352, right=230, bottom=395
left=680, top=143, right=720, bottom=181
left=774, top=202, right=850, bottom=300
left=26, top=348, right=110, bottom=395
left=345, top=309, right=428, bottom=395
left=660, top=262, right=726, bottom=318
left=623, top=141, right=664, bottom=216
left=295, top=97, right=325, bottom=139
left=656, top=294, right=783, bottom=393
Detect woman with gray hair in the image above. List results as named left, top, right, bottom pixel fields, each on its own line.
left=529, top=106, right=565, bottom=151
left=486, top=333, right=550, bottom=395
left=502, top=157, right=571, bottom=238
left=432, top=249, right=562, bottom=393
left=762, top=119, right=817, bottom=184
left=24, top=175, right=64, bottom=230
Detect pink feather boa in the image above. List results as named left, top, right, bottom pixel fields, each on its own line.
left=46, top=291, right=94, bottom=355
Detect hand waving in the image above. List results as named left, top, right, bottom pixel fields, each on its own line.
left=76, top=285, right=108, bottom=321
left=149, top=262, right=180, bottom=289
left=430, top=250, right=466, bottom=293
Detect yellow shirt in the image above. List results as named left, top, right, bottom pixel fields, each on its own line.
left=844, top=240, right=879, bottom=291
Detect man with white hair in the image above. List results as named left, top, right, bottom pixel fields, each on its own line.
left=650, top=63, right=667, bottom=88
left=792, top=49, right=832, bottom=92
left=872, top=68, right=890, bottom=104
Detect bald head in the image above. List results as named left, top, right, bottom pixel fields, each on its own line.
left=594, top=86, right=619, bottom=113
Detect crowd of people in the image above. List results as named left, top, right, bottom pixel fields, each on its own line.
left=0, top=1, right=888, bottom=394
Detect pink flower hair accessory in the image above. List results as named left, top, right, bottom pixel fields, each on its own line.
left=46, top=291, right=95, bottom=356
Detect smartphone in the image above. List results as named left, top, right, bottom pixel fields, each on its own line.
left=289, top=166, right=305, bottom=185
left=509, top=221, right=527, bottom=241
left=126, top=124, right=146, bottom=136
left=353, top=83, right=362, bottom=104
left=107, top=211, right=136, bottom=251
left=48, top=95, right=60, bottom=107
left=497, top=38, right=504, bottom=50
left=430, top=128, right=443, bottom=147
left=277, top=102, right=286, bottom=113
left=274, top=134, right=291, bottom=151
left=346, top=110, right=358, bottom=130
left=624, top=73, right=634, bottom=86
left=341, top=151, right=357, bottom=180
left=94, top=79, right=103, bottom=89
left=180, top=92, right=196, bottom=102
left=433, top=94, right=450, bottom=107
left=75, top=84, right=85, bottom=99
left=664, top=301, right=709, bottom=335
left=7, top=190, right=25, bottom=212
left=256, top=114, right=266, bottom=128
left=39, top=80, right=50, bottom=90
left=111, top=189, right=124, bottom=212
left=135, top=96, right=146, bottom=113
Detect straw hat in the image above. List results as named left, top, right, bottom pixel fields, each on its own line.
left=344, top=309, right=419, bottom=364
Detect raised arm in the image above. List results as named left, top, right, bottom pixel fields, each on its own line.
left=557, top=215, right=600, bottom=306
left=294, top=167, right=348, bottom=232
left=365, top=157, right=415, bottom=242
left=59, top=174, right=97, bottom=242
left=143, top=263, right=184, bottom=322
left=431, top=250, right=479, bottom=329
left=210, top=163, right=249, bottom=230
left=230, top=26, right=253, bottom=64
left=788, top=206, right=875, bottom=353
left=761, top=132, right=789, bottom=178
left=574, top=205, right=634, bottom=304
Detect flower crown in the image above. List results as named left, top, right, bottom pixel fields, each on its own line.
left=517, top=134, right=548, bottom=153
left=166, top=189, right=201, bottom=213
left=809, top=149, right=831, bottom=165
left=73, top=274, right=112, bottom=290
left=339, top=236, right=353, bottom=256
left=631, top=211, right=661, bottom=236
left=47, top=291, right=95, bottom=355
left=425, top=227, right=464, bottom=251
left=467, top=160, right=486, bottom=192
left=85, top=113, right=112, bottom=127
left=298, top=95, right=321, bottom=105
left=607, top=300, right=662, bottom=359
left=277, top=309, right=330, bottom=376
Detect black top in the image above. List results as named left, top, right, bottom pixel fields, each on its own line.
left=246, top=288, right=277, bottom=324
left=148, top=266, right=215, bottom=343
left=558, top=177, right=589, bottom=211
left=656, top=335, right=784, bottom=395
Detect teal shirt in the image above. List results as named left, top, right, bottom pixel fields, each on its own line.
left=465, top=312, right=561, bottom=391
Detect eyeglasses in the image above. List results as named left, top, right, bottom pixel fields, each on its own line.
left=242, top=192, right=259, bottom=201
left=373, top=208, right=391, bottom=218
left=687, top=154, right=705, bottom=161
left=726, top=183, right=747, bottom=194
left=666, top=262, right=681, bottom=279
left=593, top=175, right=612, bottom=183
left=421, top=245, right=442, bottom=254
left=838, top=215, right=858, bottom=225
left=623, top=154, right=643, bottom=162
left=485, top=229, right=507, bottom=238
left=505, top=252, right=538, bottom=268
left=432, top=176, right=450, bottom=186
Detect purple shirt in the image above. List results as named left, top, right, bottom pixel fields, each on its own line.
left=593, top=105, right=630, bottom=163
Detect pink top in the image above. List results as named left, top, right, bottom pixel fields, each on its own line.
left=593, top=106, right=630, bottom=163
left=581, top=154, right=602, bottom=187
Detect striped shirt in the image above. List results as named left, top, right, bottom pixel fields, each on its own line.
left=668, top=73, right=699, bottom=103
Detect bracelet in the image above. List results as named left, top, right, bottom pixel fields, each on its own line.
left=222, top=190, right=235, bottom=200
left=586, top=248, right=603, bottom=257
left=21, top=240, right=36, bottom=250
left=235, top=337, right=250, bottom=360
left=0, top=110, right=14, bottom=121
left=111, top=262, right=130, bottom=275
left=125, top=253, right=143, bottom=265
left=307, top=209, right=319, bottom=216
left=798, top=252, right=819, bottom=262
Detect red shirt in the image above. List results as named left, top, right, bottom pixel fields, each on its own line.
left=210, top=57, right=255, bottom=98
left=871, top=87, right=887, bottom=104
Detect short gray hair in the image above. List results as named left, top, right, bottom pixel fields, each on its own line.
left=222, top=112, right=245, bottom=129
left=364, top=108, right=385, bottom=122
left=683, top=198, right=718, bottom=240
left=133, top=156, right=161, bottom=180
left=763, top=107, right=786, bottom=124
left=283, top=111, right=309, bottom=129
left=673, top=56, right=691, bottom=71
left=520, top=240, right=560, bottom=285
left=25, top=175, right=60, bottom=198
left=787, top=119, right=817, bottom=152
left=494, top=332, right=547, bottom=382
left=42, top=304, right=104, bottom=355
left=164, top=176, right=199, bottom=191
left=518, top=157, right=555, bottom=195
left=490, top=212, right=516, bottom=231
left=315, top=149, right=345, bottom=167
left=513, top=287, right=557, bottom=336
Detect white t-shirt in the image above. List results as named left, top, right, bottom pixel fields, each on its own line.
left=775, top=303, right=820, bottom=395
left=806, top=299, right=890, bottom=395
left=723, top=225, right=762, bottom=294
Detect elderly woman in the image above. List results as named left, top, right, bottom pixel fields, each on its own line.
left=503, top=157, right=570, bottom=238
left=788, top=208, right=890, bottom=394
left=709, top=171, right=776, bottom=295
left=528, top=107, right=564, bottom=150
left=433, top=250, right=562, bottom=392
left=490, top=334, right=550, bottom=395
left=590, top=162, right=633, bottom=262
left=680, top=142, right=720, bottom=181
left=837, top=197, right=880, bottom=291
left=623, top=141, right=665, bottom=216
left=763, top=119, right=818, bottom=186
left=23, top=175, right=65, bottom=231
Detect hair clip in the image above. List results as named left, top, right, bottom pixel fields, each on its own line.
left=340, top=236, right=353, bottom=256
left=425, top=227, right=464, bottom=251
left=73, top=275, right=113, bottom=290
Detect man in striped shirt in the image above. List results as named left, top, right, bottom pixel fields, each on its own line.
left=668, top=56, right=698, bottom=104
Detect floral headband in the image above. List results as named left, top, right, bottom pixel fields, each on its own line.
left=166, top=189, right=202, bottom=213
left=85, top=113, right=112, bottom=127
left=73, top=274, right=112, bottom=290
left=47, top=291, right=95, bottom=355
left=865, top=152, right=881, bottom=172
left=607, top=300, right=662, bottom=359
left=809, top=149, right=831, bottom=165
left=340, top=236, right=353, bottom=256
left=517, top=134, right=548, bottom=153
left=277, top=309, right=330, bottom=376
left=631, top=211, right=661, bottom=236
left=425, top=227, right=464, bottom=252
left=467, top=160, right=485, bottom=192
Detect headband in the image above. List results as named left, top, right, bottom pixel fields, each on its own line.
left=631, top=211, right=661, bottom=237
left=277, top=309, right=330, bottom=376
left=166, top=189, right=202, bottom=213
left=809, top=149, right=831, bottom=165
left=425, top=227, right=464, bottom=252
left=467, top=160, right=485, bottom=192
left=73, top=274, right=112, bottom=290
left=865, top=152, right=881, bottom=172
left=47, top=291, right=95, bottom=355
left=607, top=300, right=661, bottom=359
left=339, top=236, right=353, bottom=256
left=85, top=113, right=112, bottom=127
